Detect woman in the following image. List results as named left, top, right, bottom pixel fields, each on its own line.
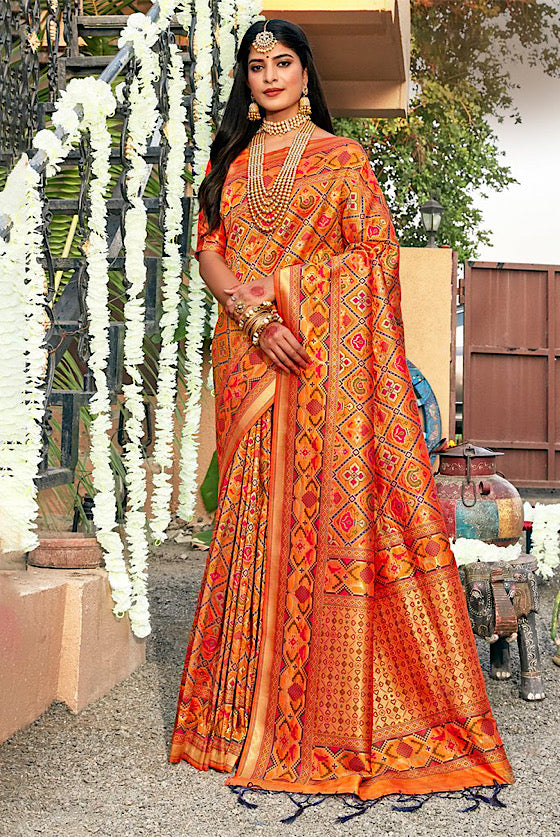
left=169, top=18, right=514, bottom=805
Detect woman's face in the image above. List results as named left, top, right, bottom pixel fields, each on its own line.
left=246, top=41, right=308, bottom=119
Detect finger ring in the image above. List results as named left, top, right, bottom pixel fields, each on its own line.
left=234, top=302, right=246, bottom=314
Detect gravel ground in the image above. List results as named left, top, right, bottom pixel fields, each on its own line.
left=1, top=543, right=559, bottom=837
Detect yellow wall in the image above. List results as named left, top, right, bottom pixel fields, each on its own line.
left=400, top=247, right=456, bottom=442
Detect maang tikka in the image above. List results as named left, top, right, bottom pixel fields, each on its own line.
left=252, top=20, right=278, bottom=53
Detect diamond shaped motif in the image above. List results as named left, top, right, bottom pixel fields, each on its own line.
left=360, top=566, right=374, bottom=584
left=288, top=682, right=304, bottom=701
left=301, top=491, right=317, bottom=509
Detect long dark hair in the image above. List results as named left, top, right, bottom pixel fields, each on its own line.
left=198, top=19, right=334, bottom=233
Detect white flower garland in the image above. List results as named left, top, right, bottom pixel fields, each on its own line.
left=0, top=157, right=49, bottom=554
left=525, top=501, right=560, bottom=579
left=450, top=502, right=560, bottom=580
left=150, top=43, right=187, bottom=542
left=203, top=0, right=237, bottom=381
left=176, top=0, right=214, bottom=521
left=116, top=19, right=164, bottom=637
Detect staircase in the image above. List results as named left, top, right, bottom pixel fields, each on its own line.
left=0, top=2, right=200, bottom=502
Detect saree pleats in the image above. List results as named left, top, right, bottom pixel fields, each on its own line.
left=170, top=136, right=514, bottom=799
left=169, top=408, right=271, bottom=771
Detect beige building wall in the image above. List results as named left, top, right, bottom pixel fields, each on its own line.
left=400, top=247, right=456, bottom=442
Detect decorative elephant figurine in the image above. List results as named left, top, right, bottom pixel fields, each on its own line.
left=459, top=554, right=545, bottom=701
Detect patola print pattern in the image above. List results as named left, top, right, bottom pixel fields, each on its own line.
left=169, top=137, right=514, bottom=799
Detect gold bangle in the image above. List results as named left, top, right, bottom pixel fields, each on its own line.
left=251, top=311, right=283, bottom=345
left=238, top=300, right=274, bottom=331
left=242, top=310, right=266, bottom=335
left=246, top=311, right=270, bottom=341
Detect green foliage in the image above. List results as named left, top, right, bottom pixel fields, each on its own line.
left=335, top=1, right=560, bottom=260
left=200, top=450, right=219, bottom=514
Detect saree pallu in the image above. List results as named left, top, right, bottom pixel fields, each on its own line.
left=169, top=137, right=515, bottom=799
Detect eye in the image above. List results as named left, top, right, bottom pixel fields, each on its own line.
left=250, top=65, right=263, bottom=72
left=277, top=60, right=292, bottom=67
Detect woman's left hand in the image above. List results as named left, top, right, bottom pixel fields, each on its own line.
left=223, top=277, right=275, bottom=323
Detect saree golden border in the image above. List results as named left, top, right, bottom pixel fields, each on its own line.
left=169, top=138, right=514, bottom=800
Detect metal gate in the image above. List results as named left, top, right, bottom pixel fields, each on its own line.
left=463, top=261, right=560, bottom=488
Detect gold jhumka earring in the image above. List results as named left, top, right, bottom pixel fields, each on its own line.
left=299, top=85, right=311, bottom=117
left=247, top=93, right=261, bottom=121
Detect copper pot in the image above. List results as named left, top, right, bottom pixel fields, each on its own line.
left=435, top=443, right=523, bottom=546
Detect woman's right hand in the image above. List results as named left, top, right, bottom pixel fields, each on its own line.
left=259, top=322, right=312, bottom=374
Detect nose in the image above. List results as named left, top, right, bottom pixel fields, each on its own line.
left=262, top=60, right=277, bottom=84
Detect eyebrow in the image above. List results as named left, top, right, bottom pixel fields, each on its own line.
left=248, top=53, right=294, bottom=64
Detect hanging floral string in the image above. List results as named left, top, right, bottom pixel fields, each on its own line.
left=176, top=0, right=214, bottom=522
left=236, top=0, right=262, bottom=39
left=217, top=0, right=236, bottom=104
left=150, top=42, right=188, bottom=542
left=116, top=14, right=165, bottom=637
left=0, top=157, right=49, bottom=554
left=78, top=80, right=136, bottom=620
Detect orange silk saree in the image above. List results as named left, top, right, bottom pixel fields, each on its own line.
left=169, top=137, right=514, bottom=801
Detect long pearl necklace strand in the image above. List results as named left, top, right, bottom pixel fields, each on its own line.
left=247, top=118, right=315, bottom=233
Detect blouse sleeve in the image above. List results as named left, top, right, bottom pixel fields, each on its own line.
left=194, top=160, right=227, bottom=260
left=194, top=209, right=227, bottom=260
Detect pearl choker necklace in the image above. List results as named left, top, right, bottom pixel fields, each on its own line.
left=260, top=112, right=311, bottom=135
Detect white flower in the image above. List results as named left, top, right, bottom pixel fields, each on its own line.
left=177, top=0, right=214, bottom=519
left=114, top=82, right=126, bottom=104
left=530, top=502, right=560, bottom=579
left=32, top=129, right=66, bottom=177
left=523, top=501, right=534, bottom=523
left=217, top=0, right=236, bottom=104
left=450, top=538, right=522, bottom=567
left=117, top=12, right=160, bottom=50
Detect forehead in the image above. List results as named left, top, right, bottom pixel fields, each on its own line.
left=247, top=43, right=298, bottom=63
